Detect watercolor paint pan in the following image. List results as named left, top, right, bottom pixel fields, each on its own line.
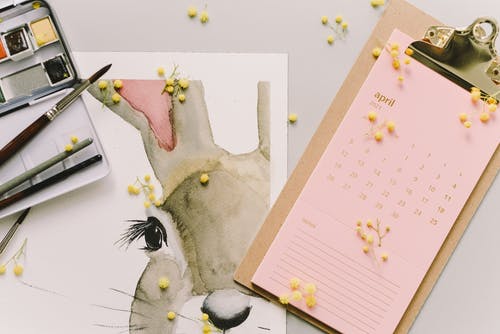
left=3, top=26, right=33, bottom=60
left=0, top=0, right=110, bottom=218
left=29, top=15, right=59, bottom=48
left=42, top=54, right=72, bottom=85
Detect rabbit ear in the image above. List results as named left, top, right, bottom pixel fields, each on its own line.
left=88, top=79, right=224, bottom=198
left=170, top=80, right=217, bottom=153
left=256, top=81, right=270, bottom=161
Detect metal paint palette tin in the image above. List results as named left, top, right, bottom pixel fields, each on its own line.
left=0, top=0, right=110, bottom=218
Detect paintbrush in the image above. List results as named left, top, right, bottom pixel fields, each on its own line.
left=0, top=64, right=112, bottom=166
left=0, top=138, right=93, bottom=197
left=0, top=208, right=30, bottom=256
left=0, top=154, right=102, bottom=211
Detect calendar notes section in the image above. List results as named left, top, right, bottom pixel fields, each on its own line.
left=253, top=201, right=421, bottom=334
left=253, top=29, right=500, bottom=334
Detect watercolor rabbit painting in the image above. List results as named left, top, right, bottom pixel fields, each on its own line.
left=85, top=63, right=286, bottom=333
left=90, top=77, right=269, bottom=333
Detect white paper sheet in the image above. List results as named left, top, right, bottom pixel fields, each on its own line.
left=0, top=52, right=288, bottom=334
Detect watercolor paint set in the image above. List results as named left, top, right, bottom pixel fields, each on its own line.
left=0, top=0, right=109, bottom=219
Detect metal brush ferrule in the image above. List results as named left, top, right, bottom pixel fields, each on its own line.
left=46, top=106, right=60, bottom=121
left=44, top=79, right=91, bottom=121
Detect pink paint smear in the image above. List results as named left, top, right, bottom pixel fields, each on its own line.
left=117, top=80, right=176, bottom=151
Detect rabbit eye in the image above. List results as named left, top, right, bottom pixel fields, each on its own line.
left=117, top=216, right=168, bottom=252
left=144, top=224, right=165, bottom=251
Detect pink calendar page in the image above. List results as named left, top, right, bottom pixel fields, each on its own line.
left=252, top=30, right=500, bottom=334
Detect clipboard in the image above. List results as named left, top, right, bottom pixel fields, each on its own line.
left=235, top=0, right=500, bottom=333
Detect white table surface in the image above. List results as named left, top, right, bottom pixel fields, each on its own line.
left=46, top=0, right=500, bottom=333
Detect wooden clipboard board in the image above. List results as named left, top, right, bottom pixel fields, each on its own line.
left=235, top=0, right=500, bottom=332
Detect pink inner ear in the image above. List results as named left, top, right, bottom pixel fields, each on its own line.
left=117, top=80, right=176, bottom=151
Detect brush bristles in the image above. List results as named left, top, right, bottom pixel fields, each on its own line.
left=88, top=64, right=112, bottom=83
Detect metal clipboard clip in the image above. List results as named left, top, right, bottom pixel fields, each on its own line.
left=408, top=17, right=500, bottom=97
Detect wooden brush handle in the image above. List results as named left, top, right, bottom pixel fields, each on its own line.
left=0, top=114, right=51, bottom=166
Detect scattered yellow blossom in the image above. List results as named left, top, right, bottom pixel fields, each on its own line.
left=0, top=265, right=6, bottom=275
left=335, top=15, right=343, bottom=23
left=13, top=264, right=24, bottom=276
left=290, top=277, right=301, bottom=290
left=327, top=35, right=334, bottom=45
left=321, top=16, right=328, bottom=25
left=113, top=80, right=123, bottom=89
left=341, top=21, right=348, bottom=30
left=305, top=283, right=317, bottom=294
left=371, top=0, right=385, bottom=7
left=381, top=253, right=389, bottom=261
left=179, top=78, right=190, bottom=89
left=187, top=5, right=198, bottom=18
left=386, top=121, right=396, bottom=133
left=480, top=112, right=490, bottom=122
left=404, top=48, right=414, bottom=56
left=372, top=47, right=382, bottom=58
left=464, top=121, right=472, bottom=128
left=470, top=87, right=481, bottom=102
left=166, top=78, right=175, bottom=86
left=279, top=294, right=289, bottom=305
left=157, top=67, right=165, bottom=76
left=288, top=113, right=298, bottom=123
left=367, top=111, right=377, bottom=122
left=70, top=136, right=79, bottom=144
left=292, top=290, right=303, bottom=301
left=144, top=201, right=151, bottom=208
left=200, top=173, right=210, bottom=185
left=357, top=219, right=391, bottom=261
left=167, top=311, right=176, bottom=320
left=305, top=295, right=317, bottom=308
left=392, top=59, right=400, bottom=70
left=200, top=11, right=209, bottom=24
left=98, top=80, right=108, bottom=90
left=158, top=277, right=170, bottom=289
left=201, top=313, right=209, bottom=321
left=178, top=94, right=186, bottom=103
left=459, top=113, right=468, bottom=122
left=127, top=185, right=137, bottom=194
left=111, top=93, right=121, bottom=104
left=64, top=144, right=73, bottom=152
